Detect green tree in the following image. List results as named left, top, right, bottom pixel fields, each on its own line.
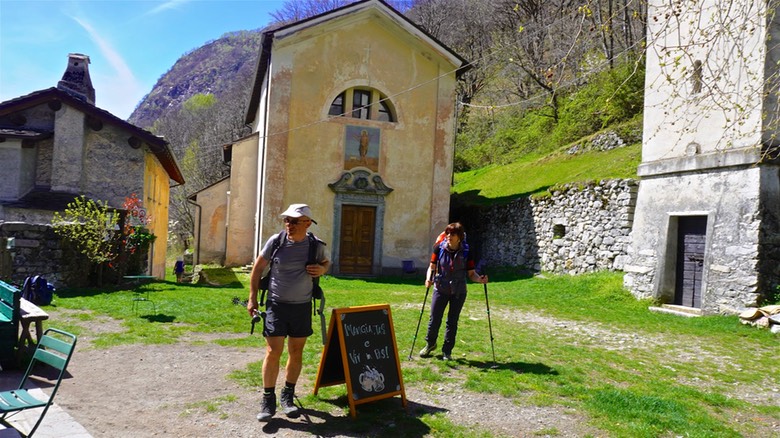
left=52, top=196, right=120, bottom=286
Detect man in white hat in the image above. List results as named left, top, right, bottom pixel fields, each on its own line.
left=248, top=203, right=329, bottom=421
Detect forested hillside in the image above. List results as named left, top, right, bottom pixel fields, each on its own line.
left=128, top=30, right=262, bottom=129
left=128, top=0, right=647, bottom=247
left=128, top=30, right=265, bottom=245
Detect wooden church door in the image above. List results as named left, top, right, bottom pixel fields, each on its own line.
left=674, top=216, right=707, bottom=308
left=339, top=205, right=376, bottom=274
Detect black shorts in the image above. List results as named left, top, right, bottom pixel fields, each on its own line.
left=263, top=300, right=313, bottom=338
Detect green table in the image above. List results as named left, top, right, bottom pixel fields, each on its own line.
left=124, top=276, right=157, bottom=314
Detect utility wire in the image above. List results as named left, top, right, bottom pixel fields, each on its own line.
left=175, top=2, right=646, bottom=156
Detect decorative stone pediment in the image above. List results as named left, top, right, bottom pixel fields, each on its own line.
left=328, top=169, right=393, bottom=195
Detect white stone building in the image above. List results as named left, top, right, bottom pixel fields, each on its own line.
left=624, top=1, right=780, bottom=314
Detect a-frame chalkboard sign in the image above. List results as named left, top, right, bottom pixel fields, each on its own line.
left=313, top=304, right=407, bottom=418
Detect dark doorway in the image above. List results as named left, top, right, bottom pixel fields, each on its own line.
left=674, top=216, right=707, bottom=308
left=339, top=205, right=376, bottom=274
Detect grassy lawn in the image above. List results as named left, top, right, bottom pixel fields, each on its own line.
left=47, top=267, right=780, bottom=437
left=453, top=143, right=641, bottom=204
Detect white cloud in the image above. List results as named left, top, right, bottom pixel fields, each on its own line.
left=146, top=0, right=192, bottom=16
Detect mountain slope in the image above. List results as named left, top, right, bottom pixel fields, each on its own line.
left=128, top=30, right=263, bottom=129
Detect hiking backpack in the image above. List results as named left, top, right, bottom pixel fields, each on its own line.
left=434, top=240, right=470, bottom=271
left=259, top=231, right=326, bottom=301
left=21, top=275, right=53, bottom=306
left=433, top=232, right=469, bottom=265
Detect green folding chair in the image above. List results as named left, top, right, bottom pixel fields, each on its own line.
left=0, top=328, right=77, bottom=437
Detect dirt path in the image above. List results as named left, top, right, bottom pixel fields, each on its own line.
left=54, top=338, right=603, bottom=438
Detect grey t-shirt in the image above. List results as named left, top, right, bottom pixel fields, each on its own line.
left=261, top=233, right=327, bottom=304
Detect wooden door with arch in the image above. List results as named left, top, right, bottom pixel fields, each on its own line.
left=338, top=205, right=376, bottom=274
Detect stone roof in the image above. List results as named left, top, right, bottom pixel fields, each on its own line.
left=0, top=88, right=184, bottom=184
left=0, top=127, right=52, bottom=140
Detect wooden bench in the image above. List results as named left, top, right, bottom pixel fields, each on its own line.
left=0, top=280, right=20, bottom=369
left=18, top=298, right=49, bottom=348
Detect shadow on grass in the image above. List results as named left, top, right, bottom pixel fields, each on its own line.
left=55, top=276, right=244, bottom=299
left=465, top=359, right=558, bottom=375
left=332, top=268, right=535, bottom=286
left=140, top=314, right=176, bottom=323
left=265, top=394, right=442, bottom=437
left=421, top=354, right=557, bottom=375
left=174, top=280, right=245, bottom=289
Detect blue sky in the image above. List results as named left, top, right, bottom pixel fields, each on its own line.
left=0, top=0, right=286, bottom=120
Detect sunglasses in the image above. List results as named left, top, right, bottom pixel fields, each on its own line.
left=284, top=217, right=310, bottom=225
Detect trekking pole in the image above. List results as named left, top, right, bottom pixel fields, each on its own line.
left=409, top=284, right=431, bottom=360
left=318, top=292, right=327, bottom=346
left=484, top=281, right=496, bottom=364
left=477, top=262, right=496, bottom=364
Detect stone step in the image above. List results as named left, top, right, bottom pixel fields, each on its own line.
left=648, top=304, right=702, bottom=317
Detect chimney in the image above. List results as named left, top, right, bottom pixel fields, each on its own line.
left=57, top=53, right=96, bottom=104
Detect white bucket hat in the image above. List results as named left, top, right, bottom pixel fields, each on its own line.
left=280, top=203, right=317, bottom=224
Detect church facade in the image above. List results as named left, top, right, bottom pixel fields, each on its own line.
left=212, top=0, right=468, bottom=273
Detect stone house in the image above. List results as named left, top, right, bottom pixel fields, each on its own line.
left=623, top=0, right=780, bottom=314
left=195, top=0, right=468, bottom=273
left=0, top=53, right=184, bottom=282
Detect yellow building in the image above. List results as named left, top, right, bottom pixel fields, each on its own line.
left=201, top=0, right=466, bottom=275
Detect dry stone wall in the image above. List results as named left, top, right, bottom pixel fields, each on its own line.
left=459, top=179, right=637, bottom=275
left=0, top=222, right=62, bottom=287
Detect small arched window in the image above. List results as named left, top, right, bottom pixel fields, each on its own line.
left=328, top=92, right=345, bottom=116
left=328, top=87, right=396, bottom=122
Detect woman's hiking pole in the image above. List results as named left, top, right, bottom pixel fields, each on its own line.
left=409, top=284, right=431, bottom=359
left=477, top=262, right=496, bottom=364
left=484, top=281, right=497, bottom=364
left=474, top=260, right=496, bottom=368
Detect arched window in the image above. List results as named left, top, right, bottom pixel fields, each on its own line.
left=352, top=89, right=371, bottom=119
left=329, top=92, right=345, bottom=116
left=328, top=87, right=396, bottom=122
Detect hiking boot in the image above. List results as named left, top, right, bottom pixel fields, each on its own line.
left=280, top=388, right=299, bottom=416
left=419, top=342, right=437, bottom=357
left=256, top=393, right=276, bottom=421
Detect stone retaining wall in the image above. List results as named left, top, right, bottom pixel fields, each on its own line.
left=455, top=179, right=638, bottom=275
left=1, top=221, right=150, bottom=288
left=0, top=222, right=62, bottom=286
